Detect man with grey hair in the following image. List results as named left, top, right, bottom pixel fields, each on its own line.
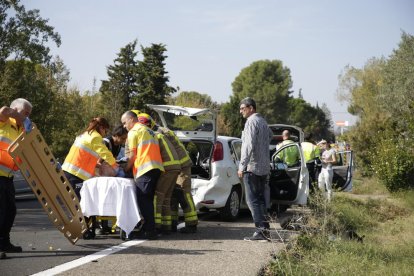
left=237, top=97, right=272, bottom=242
left=0, top=98, right=32, bottom=258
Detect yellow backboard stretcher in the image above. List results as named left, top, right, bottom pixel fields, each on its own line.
left=8, top=124, right=87, bottom=244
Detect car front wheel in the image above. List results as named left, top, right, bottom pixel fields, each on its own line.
left=220, top=186, right=241, bottom=221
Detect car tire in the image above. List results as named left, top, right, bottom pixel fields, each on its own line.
left=220, top=186, right=241, bottom=221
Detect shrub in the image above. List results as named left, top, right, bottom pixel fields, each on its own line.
left=371, top=137, right=414, bottom=192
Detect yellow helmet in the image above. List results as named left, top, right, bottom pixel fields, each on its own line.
left=137, top=113, right=155, bottom=129
left=131, top=109, right=140, bottom=116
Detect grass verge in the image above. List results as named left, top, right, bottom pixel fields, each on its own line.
left=262, top=183, right=414, bottom=275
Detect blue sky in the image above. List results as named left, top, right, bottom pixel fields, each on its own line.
left=21, top=0, right=414, bottom=126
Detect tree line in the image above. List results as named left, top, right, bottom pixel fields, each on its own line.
left=338, top=32, right=414, bottom=191
left=1, top=0, right=334, bottom=161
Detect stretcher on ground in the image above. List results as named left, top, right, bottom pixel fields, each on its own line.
left=8, top=124, right=87, bottom=244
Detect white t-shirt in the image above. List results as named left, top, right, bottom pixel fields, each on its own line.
left=321, top=148, right=336, bottom=170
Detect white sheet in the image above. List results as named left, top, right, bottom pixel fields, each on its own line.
left=80, top=177, right=141, bottom=236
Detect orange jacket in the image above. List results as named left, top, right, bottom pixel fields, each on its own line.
left=0, top=118, right=22, bottom=177
left=127, top=123, right=164, bottom=178
left=62, top=130, right=116, bottom=180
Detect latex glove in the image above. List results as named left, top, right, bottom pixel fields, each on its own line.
left=115, top=167, right=126, bottom=178
left=23, top=117, right=32, bottom=133
left=116, top=156, right=128, bottom=164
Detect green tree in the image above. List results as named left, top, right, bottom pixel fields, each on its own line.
left=169, top=91, right=216, bottom=108
left=379, top=32, right=414, bottom=135
left=338, top=58, right=387, bottom=175
left=100, top=40, right=139, bottom=126
left=0, top=0, right=61, bottom=69
left=338, top=32, right=414, bottom=190
left=132, top=43, right=176, bottom=111
left=222, top=60, right=293, bottom=136
left=287, top=98, right=333, bottom=141
left=166, top=91, right=231, bottom=134
left=0, top=60, right=55, bottom=136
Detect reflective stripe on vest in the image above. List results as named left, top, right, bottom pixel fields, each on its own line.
left=61, top=162, right=93, bottom=180
left=62, top=133, right=102, bottom=181
left=0, top=119, right=21, bottom=177
left=129, top=124, right=164, bottom=178
left=156, top=133, right=181, bottom=170
left=158, top=127, right=192, bottom=167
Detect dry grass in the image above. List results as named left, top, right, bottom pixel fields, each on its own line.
left=263, top=181, right=414, bottom=276
left=351, top=171, right=389, bottom=195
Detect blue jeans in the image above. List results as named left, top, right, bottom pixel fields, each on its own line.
left=243, top=172, right=270, bottom=230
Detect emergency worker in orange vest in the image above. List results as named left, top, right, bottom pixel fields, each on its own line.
left=137, top=113, right=181, bottom=234
left=62, top=117, right=119, bottom=199
left=0, top=98, right=32, bottom=257
left=121, top=111, right=164, bottom=239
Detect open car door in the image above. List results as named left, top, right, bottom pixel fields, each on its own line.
left=269, top=124, right=304, bottom=157
left=269, top=143, right=308, bottom=205
left=332, top=150, right=353, bottom=192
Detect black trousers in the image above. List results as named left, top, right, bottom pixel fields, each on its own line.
left=0, top=176, right=16, bottom=247
left=306, top=162, right=316, bottom=192
left=135, top=169, right=161, bottom=233
left=64, top=171, right=84, bottom=200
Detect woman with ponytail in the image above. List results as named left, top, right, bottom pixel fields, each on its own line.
left=62, top=117, right=120, bottom=198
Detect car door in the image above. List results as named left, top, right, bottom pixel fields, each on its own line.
left=332, top=150, right=353, bottom=192
left=269, top=143, right=308, bottom=205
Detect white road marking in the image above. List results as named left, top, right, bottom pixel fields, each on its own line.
left=31, top=240, right=146, bottom=276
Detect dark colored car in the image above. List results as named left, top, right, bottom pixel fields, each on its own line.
left=14, top=170, right=35, bottom=199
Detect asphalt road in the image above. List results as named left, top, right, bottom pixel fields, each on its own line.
left=0, top=198, right=295, bottom=276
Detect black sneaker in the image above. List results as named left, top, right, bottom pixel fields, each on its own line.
left=2, top=243, right=23, bottom=253
left=244, top=231, right=270, bottom=242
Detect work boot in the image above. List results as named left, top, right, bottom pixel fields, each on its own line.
left=171, top=221, right=178, bottom=232
left=179, top=225, right=197, bottom=234
left=2, top=243, right=23, bottom=253
left=135, top=230, right=158, bottom=240
left=0, top=251, right=6, bottom=259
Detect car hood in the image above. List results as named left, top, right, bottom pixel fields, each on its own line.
left=147, top=104, right=216, bottom=141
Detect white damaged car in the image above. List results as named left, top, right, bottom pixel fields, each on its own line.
left=148, top=105, right=352, bottom=220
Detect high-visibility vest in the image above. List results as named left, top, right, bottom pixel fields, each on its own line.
left=127, top=123, right=164, bottom=178
left=275, top=139, right=300, bottom=166
left=62, top=130, right=116, bottom=181
left=157, top=126, right=192, bottom=168
left=301, top=141, right=317, bottom=163
left=0, top=118, right=22, bottom=177
left=155, top=132, right=181, bottom=171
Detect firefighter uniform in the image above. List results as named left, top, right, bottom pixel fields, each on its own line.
left=157, top=126, right=198, bottom=232
left=127, top=122, right=164, bottom=236
left=62, top=130, right=117, bottom=197
left=154, top=131, right=181, bottom=233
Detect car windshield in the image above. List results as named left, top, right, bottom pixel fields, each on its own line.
left=162, top=112, right=214, bottom=132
